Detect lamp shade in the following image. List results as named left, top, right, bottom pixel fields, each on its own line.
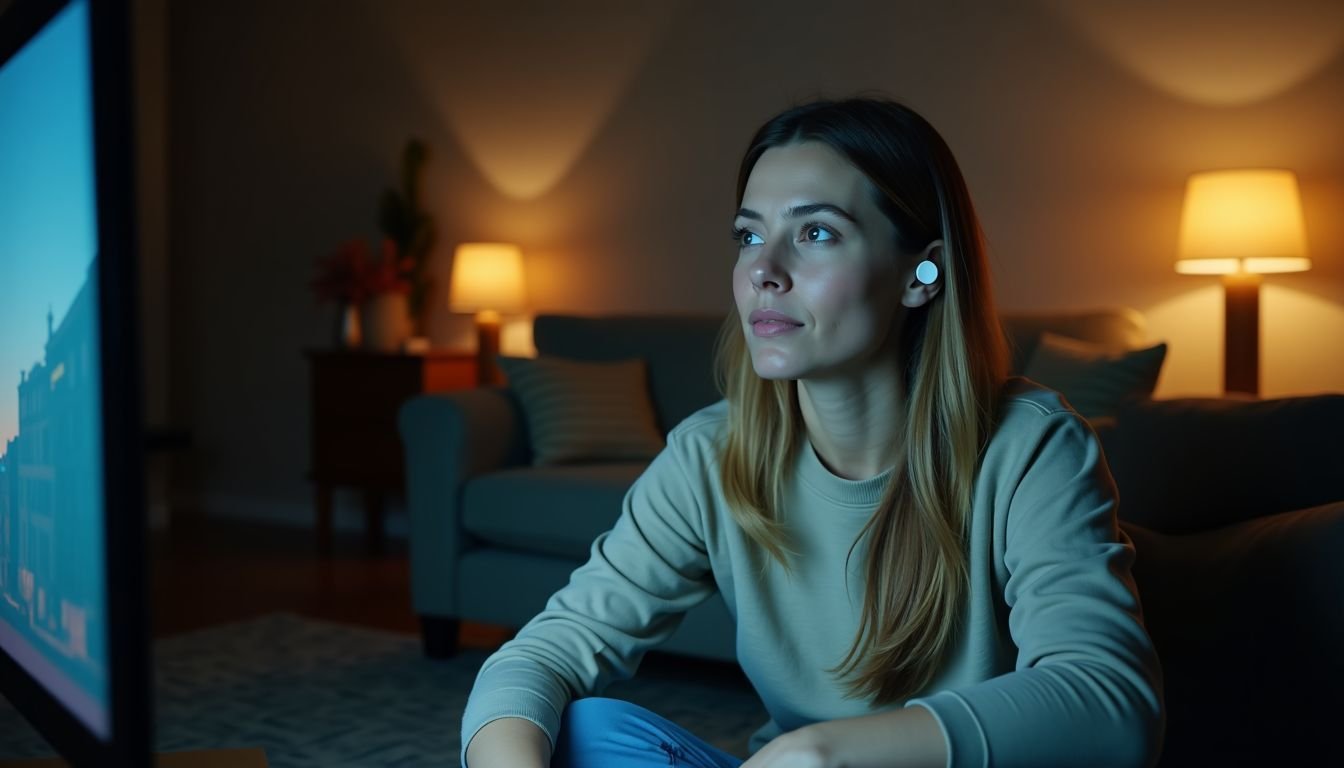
left=448, top=242, right=525, bottom=314
left=1176, top=169, right=1311, bottom=275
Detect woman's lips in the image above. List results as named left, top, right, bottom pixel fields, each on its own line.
left=753, top=320, right=803, bottom=337
left=749, top=309, right=802, bottom=325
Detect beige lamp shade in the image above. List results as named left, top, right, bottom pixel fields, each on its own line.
left=448, top=242, right=525, bottom=316
left=1176, top=169, right=1311, bottom=275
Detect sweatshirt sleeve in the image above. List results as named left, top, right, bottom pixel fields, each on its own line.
left=906, top=411, right=1166, bottom=768
left=460, top=435, right=718, bottom=767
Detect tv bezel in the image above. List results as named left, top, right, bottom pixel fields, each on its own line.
left=0, top=0, right=151, bottom=765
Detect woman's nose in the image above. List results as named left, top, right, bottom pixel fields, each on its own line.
left=750, top=247, right=791, bottom=292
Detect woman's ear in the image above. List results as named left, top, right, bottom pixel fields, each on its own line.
left=901, top=240, right=943, bottom=308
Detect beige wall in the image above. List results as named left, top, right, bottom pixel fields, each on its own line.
left=165, top=0, right=1344, bottom=516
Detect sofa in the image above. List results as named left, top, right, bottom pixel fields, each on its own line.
left=398, top=310, right=1343, bottom=766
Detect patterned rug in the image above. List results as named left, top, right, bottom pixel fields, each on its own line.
left=0, top=613, right=767, bottom=767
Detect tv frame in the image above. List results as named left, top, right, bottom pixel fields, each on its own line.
left=0, top=0, right=151, bottom=765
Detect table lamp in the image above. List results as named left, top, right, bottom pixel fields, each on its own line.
left=1176, top=169, right=1311, bottom=396
left=448, top=242, right=525, bottom=387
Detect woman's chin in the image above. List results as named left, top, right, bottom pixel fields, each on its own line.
left=751, top=361, right=802, bottom=381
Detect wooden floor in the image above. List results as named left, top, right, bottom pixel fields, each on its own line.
left=150, top=513, right=513, bottom=650
left=150, top=512, right=751, bottom=687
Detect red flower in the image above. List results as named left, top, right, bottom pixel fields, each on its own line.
left=311, top=237, right=415, bottom=304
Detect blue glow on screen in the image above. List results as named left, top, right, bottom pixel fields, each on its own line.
left=0, top=0, right=110, bottom=738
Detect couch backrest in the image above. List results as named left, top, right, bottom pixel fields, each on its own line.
left=533, top=307, right=1150, bottom=435
left=1097, top=393, right=1344, bottom=534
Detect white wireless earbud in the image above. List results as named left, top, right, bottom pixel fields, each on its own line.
left=915, top=260, right=939, bottom=285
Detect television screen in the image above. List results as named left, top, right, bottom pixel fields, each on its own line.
left=0, top=0, right=111, bottom=735
left=0, top=0, right=150, bottom=764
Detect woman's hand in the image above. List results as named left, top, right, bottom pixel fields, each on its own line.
left=739, top=724, right=837, bottom=768
left=742, top=708, right=947, bottom=768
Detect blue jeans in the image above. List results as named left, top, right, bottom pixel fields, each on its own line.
left=551, top=697, right=745, bottom=768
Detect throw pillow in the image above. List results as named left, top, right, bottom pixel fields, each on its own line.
left=1023, top=331, right=1167, bottom=421
left=496, top=355, right=665, bottom=465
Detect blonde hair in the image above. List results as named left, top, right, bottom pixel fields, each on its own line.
left=714, top=98, right=1010, bottom=705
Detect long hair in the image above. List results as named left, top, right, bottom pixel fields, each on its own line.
left=713, top=97, right=1010, bottom=705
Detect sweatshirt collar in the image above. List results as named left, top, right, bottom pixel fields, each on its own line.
left=796, top=438, right=893, bottom=508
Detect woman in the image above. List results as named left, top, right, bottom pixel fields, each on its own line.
left=462, top=97, right=1164, bottom=768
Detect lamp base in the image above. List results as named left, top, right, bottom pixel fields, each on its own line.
left=1224, top=273, right=1260, bottom=397
left=475, top=312, right=505, bottom=387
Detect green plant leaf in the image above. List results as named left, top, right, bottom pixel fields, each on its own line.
left=402, top=138, right=427, bottom=205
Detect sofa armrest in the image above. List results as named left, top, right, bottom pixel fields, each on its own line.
left=397, top=387, right=529, bottom=616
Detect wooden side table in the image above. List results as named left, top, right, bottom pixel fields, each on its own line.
left=305, top=349, right=476, bottom=553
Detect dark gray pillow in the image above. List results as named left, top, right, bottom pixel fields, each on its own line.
left=1023, top=331, right=1167, bottom=421
left=497, top=355, right=664, bottom=466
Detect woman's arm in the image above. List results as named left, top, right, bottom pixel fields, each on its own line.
left=464, top=717, right=551, bottom=768
left=460, top=432, right=721, bottom=767
left=906, top=411, right=1165, bottom=767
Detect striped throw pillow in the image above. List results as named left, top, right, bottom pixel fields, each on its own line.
left=1023, top=332, right=1168, bottom=421
left=496, top=355, right=665, bottom=465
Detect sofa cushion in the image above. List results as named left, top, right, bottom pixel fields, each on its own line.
left=1100, top=392, right=1344, bottom=534
left=497, top=355, right=665, bottom=465
left=533, top=314, right=725, bottom=435
left=461, top=462, right=646, bottom=559
left=1121, top=500, right=1344, bottom=764
left=1023, top=331, right=1167, bottom=420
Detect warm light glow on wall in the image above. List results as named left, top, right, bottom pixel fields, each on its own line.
left=1176, top=170, right=1310, bottom=275
left=1045, top=0, right=1344, bottom=105
left=1143, top=287, right=1223, bottom=397
left=378, top=3, right=680, bottom=199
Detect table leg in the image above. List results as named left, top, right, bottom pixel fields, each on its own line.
left=363, top=488, right=385, bottom=554
left=315, top=483, right=333, bottom=556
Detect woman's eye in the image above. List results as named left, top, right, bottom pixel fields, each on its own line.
left=802, top=224, right=835, bottom=243
left=733, top=227, right=763, bottom=247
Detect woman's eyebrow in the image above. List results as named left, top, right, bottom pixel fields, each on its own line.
left=736, top=202, right=859, bottom=224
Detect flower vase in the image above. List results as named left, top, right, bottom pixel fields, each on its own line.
left=336, top=302, right=362, bottom=349
left=361, top=292, right=411, bottom=352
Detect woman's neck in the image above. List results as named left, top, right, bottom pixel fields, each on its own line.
left=797, top=365, right=905, bottom=482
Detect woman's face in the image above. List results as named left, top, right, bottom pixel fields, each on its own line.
left=732, top=141, right=907, bottom=381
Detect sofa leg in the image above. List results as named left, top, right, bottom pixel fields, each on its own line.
left=421, top=616, right=460, bottom=659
